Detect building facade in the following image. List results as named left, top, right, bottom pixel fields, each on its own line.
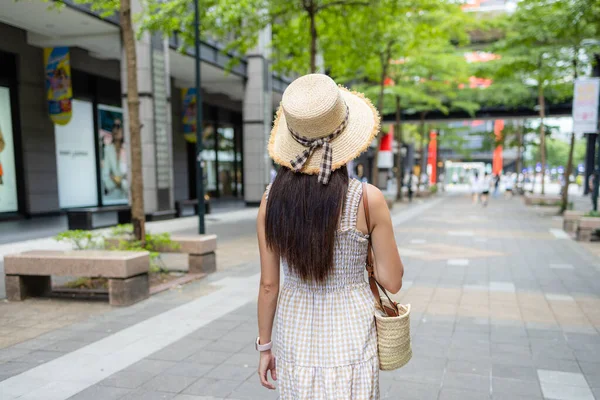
left=0, top=0, right=287, bottom=219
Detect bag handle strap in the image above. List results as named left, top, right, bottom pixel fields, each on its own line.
left=362, top=183, right=399, bottom=317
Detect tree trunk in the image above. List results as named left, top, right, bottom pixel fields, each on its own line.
left=561, top=132, right=576, bottom=214
left=371, top=46, right=391, bottom=187
left=516, top=120, right=523, bottom=179
left=309, top=2, right=317, bottom=73
left=538, top=84, right=546, bottom=195
left=561, top=55, right=579, bottom=213
left=418, top=112, right=426, bottom=194
left=120, top=0, right=145, bottom=243
left=395, top=96, right=403, bottom=201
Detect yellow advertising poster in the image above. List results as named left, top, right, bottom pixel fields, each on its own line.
left=44, top=47, right=73, bottom=125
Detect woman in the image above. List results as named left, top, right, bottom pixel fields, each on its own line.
left=256, top=74, right=404, bottom=399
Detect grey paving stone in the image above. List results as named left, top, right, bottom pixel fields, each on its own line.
left=443, top=371, right=490, bottom=393
left=100, top=370, right=156, bottom=389
left=0, top=348, right=31, bottom=362
left=202, top=319, right=245, bottom=331
left=491, top=352, right=534, bottom=366
left=491, top=364, right=537, bottom=382
left=66, top=384, right=132, bottom=400
left=538, top=369, right=589, bottom=387
left=165, top=362, right=212, bottom=378
left=223, top=352, right=257, bottom=366
left=204, top=363, right=254, bottom=382
left=227, top=379, right=279, bottom=400
left=186, top=350, right=233, bottom=366
left=539, top=382, right=595, bottom=400
left=41, top=340, right=89, bottom=353
left=574, top=348, right=600, bottom=363
left=202, top=340, right=248, bottom=354
left=578, top=362, right=600, bottom=387
left=13, top=338, right=56, bottom=351
left=127, top=359, right=177, bottom=375
left=148, top=340, right=212, bottom=362
left=119, top=389, right=176, bottom=400
left=0, top=361, right=37, bottom=376
left=142, top=374, right=199, bottom=393
left=173, top=395, right=226, bottom=400
left=446, top=360, right=491, bottom=376
left=380, top=379, right=439, bottom=399
left=492, top=393, right=543, bottom=400
left=533, top=356, right=582, bottom=373
left=492, top=377, right=542, bottom=398
left=491, top=343, right=531, bottom=357
left=14, top=350, right=64, bottom=364
left=187, top=328, right=231, bottom=341
left=439, top=388, right=490, bottom=400
left=183, top=378, right=239, bottom=397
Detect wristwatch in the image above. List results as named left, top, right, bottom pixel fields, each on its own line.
left=255, top=337, right=272, bottom=352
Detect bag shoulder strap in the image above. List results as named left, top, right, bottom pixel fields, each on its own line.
left=362, top=183, right=400, bottom=317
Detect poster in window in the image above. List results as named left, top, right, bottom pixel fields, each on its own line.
left=55, top=99, right=98, bottom=208
left=0, top=87, right=18, bottom=213
left=98, top=105, right=128, bottom=205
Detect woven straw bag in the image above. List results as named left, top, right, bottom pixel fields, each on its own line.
left=362, top=183, right=412, bottom=371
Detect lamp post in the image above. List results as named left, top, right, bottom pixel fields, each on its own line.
left=194, top=0, right=205, bottom=234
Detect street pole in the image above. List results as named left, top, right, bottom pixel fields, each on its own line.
left=194, top=0, right=206, bottom=234
left=592, top=54, right=600, bottom=211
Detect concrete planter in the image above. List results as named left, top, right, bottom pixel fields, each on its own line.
left=524, top=193, right=562, bottom=206
left=576, top=217, right=600, bottom=242
left=563, top=211, right=585, bottom=233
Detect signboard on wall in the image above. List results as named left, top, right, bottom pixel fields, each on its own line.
left=98, top=105, right=128, bottom=205
left=573, top=78, right=599, bottom=135
left=44, top=47, right=73, bottom=125
left=0, top=87, right=18, bottom=213
left=55, top=99, right=98, bottom=208
left=182, top=88, right=197, bottom=143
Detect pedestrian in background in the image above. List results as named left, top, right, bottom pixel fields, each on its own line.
left=471, top=171, right=480, bottom=204
left=481, top=172, right=492, bottom=206
left=256, top=74, right=404, bottom=398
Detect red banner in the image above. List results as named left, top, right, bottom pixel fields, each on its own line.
left=427, top=131, right=437, bottom=185
left=492, top=120, right=504, bottom=175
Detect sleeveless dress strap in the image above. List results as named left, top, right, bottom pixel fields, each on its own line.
left=339, top=179, right=363, bottom=231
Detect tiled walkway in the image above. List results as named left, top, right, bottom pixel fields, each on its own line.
left=1, top=193, right=600, bottom=399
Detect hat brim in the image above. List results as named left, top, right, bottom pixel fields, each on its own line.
left=268, top=87, right=380, bottom=175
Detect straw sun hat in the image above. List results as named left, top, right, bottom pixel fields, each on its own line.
left=268, top=74, right=380, bottom=184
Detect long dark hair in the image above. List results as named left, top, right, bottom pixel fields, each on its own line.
left=265, top=166, right=349, bottom=282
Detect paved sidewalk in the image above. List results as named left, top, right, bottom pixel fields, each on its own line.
left=1, top=193, right=600, bottom=399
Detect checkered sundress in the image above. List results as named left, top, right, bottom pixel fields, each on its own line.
left=267, top=178, right=379, bottom=399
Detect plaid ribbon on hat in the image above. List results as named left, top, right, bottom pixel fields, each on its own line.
left=288, top=104, right=350, bottom=185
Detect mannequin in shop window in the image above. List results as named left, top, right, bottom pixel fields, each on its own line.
left=101, top=118, right=128, bottom=199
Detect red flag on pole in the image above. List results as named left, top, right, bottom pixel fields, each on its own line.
left=427, top=131, right=437, bottom=185
left=492, top=120, right=504, bottom=175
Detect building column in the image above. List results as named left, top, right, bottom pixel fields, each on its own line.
left=243, top=27, right=273, bottom=206
left=120, top=0, right=174, bottom=214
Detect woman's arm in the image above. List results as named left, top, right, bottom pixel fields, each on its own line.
left=362, top=184, right=404, bottom=294
left=256, top=192, right=279, bottom=389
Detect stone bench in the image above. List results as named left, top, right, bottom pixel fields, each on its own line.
left=563, top=210, right=585, bottom=233
left=106, top=234, right=217, bottom=274
left=4, top=250, right=150, bottom=306
left=576, top=217, right=600, bottom=242
left=524, top=194, right=562, bottom=206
